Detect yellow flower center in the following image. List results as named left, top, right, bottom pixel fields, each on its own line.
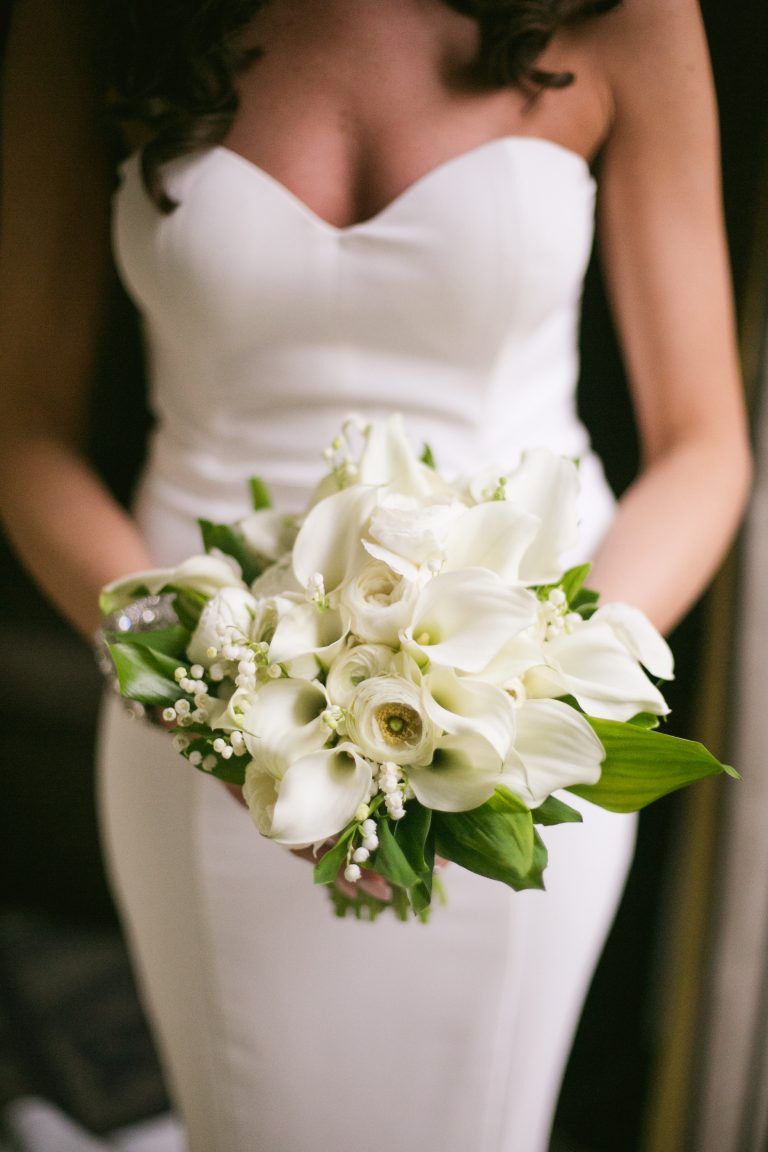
left=375, top=703, right=423, bottom=748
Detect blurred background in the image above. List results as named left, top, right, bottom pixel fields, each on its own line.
left=1, top=3, right=768, bottom=1150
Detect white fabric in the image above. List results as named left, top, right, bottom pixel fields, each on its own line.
left=99, top=136, right=637, bottom=1152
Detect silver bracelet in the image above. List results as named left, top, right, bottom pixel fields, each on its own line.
left=94, top=593, right=179, bottom=721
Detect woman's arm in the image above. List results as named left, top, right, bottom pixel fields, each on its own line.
left=586, top=0, right=752, bottom=634
left=0, top=0, right=154, bottom=641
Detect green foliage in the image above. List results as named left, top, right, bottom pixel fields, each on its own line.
left=107, top=640, right=182, bottom=705
left=393, top=801, right=433, bottom=874
left=173, top=588, right=208, bottom=630
left=249, top=476, right=273, bottom=510
left=532, top=794, right=583, bottom=826
left=181, top=737, right=248, bottom=785
left=104, top=625, right=190, bottom=662
left=569, top=718, right=736, bottom=812
left=433, top=787, right=547, bottom=890
left=313, top=828, right=356, bottom=886
left=560, top=563, right=592, bottom=602
left=198, top=519, right=262, bottom=584
left=420, top=442, right=437, bottom=470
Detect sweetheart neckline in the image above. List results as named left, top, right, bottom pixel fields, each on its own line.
left=210, top=136, right=594, bottom=236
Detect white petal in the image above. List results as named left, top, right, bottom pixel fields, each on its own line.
left=100, top=554, right=245, bottom=614
left=238, top=510, right=298, bottom=561
left=502, top=450, right=580, bottom=583
left=269, top=602, right=348, bottom=666
left=292, top=485, right=377, bottom=593
left=408, top=730, right=502, bottom=812
left=422, top=666, right=515, bottom=759
left=470, top=630, right=545, bottom=686
left=539, top=621, right=670, bottom=720
left=403, top=568, right=538, bottom=673
left=243, top=762, right=279, bottom=836
left=501, top=699, right=604, bottom=808
left=361, top=540, right=419, bottom=581
left=187, top=587, right=259, bottom=666
left=592, top=603, right=674, bottom=681
left=443, top=501, right=540, bottom=584
left=269, top=744, right=374, bottom=846
left=241, top=678, right=328, bottom=773
left=358, top=414, right=445, bottom=497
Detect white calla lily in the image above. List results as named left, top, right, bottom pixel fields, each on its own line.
left=422, top=666, right=515, bottom=759
left=591, top=602, right=674, bottom=681
left=241, top=678, right=329, bottom=777
left=238, top=509, right=298, bottom=561
left=357, top=414, right=448, bottom=497
left=525, top=619, right=669, bottom=721
left=340, top=561, right=419, bottom=645
left=187, top=586, right=259, bottom=666
left=402, top=568, right=538, bottom=673
left=325, top=643, right=396, bottom=709
left=499, top=450, right=580, bottom=583
left=292, top=485, right=378, bottom=593
left=469, top=629, right=545, bottom=688
left=268, top=602, right=348, bottom=667
left=100, top=554, right=245, bottom=614
left=242, top=762, right=279, bottom=836
left=346, top=675, right=436, bottom=766
left=442, top=501, right=540, bottom=584
left=500, top=699, right=604, bottom=808
left=266, top=743, right=375, bottom=847
left=407, top=729, right=503, bottom=812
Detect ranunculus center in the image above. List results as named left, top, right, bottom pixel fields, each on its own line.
left=375, top=703, right=423, bottom=748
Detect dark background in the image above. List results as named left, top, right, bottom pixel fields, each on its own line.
left=1, top=3, right=768, bottom=1147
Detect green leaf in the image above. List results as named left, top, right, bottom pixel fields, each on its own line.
left=249, top=476, right=273, bottom=510
left=103, top=625, right=190, bottom=661
left=532, top=794, right=583, bottom=826
left=173, top=588, right=208, bottom=630
left=107, top=641, right=182, bottom=705
left=570, top=587, right=600, bottom=618
left=198, top=519, right=262, bottom=584
left=313, top=830, right=355, bottom=886
left=627, top=712, right=661, bottom=730
left=373, top=819, right=421, bottom=889
left=393, top=801, right=433, bottom=875
left=561, top=563, right=592, bottom=601
left=420, top=442, right=436, bottom=470
left=569, top=718, right=737, bottom=812
left=433, top=788, right=544, bottom=890
left=182, top=738, right=248, bottom=785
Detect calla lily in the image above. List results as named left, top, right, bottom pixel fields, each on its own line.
left=292, top=485, right=378, bottom=593
left=500, top=699, right=604, bottom=808
left=408, top=729, right=503, bottom=812
left=254, top=743, right=374, bottom=847
left=401, top=568, right=538, bottom=673
left=238, top=509, right=298, bottom=561
left=268, top=602, right=348, bottom=667
left=357, top=414, right=447, bottom=497
left=100, top=554, right=245, bottom=614
left=500, top=450, right=580, bottom=583
left=241, top=678, right=329, bottom=777
left=525, top=619, right=669, bottom=721
left=187, top=586, right=260, bottom=666
left=591, top=602, right=674, bottom=681
left=422, top=666, right=515, bottom=759
left=442, top=501, right=540, bottom=584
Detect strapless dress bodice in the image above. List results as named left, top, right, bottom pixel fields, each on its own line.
left=111, top=136, right=613, bottom=562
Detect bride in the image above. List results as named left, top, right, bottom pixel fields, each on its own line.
left=0, top=1, right=751, bottom=1149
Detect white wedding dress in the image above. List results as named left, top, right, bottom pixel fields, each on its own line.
left=98, top=136, right=637, bottom=1152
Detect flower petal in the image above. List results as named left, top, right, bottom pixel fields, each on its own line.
left=268, top=744, right=374, bottom=846
left=403, top=568, right=538, bottom=673
left=358, top=414, right=446, bottom=497
left=408, top=729, right=502, bottom=812
left=241, top=678, right=328, bottom=774
left=501, top=450, right=580, bottom=583
left=100, top=554, right=245, bottom=614
left=292, top=485, right=377, bottom=593
left=422, top=666, right=516, bottom=759
left=443, top=501, right=540, bottom=584
left=501, top=699, right=604, bottom=808
left=592, top=603, right=674, bottom=681
left=269, top=602, right=348, bottom=666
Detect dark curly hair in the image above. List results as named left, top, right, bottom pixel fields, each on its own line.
left=103, top=0, right=622, bottom=215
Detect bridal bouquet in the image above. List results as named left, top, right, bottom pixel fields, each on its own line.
left=100, top=416, right=735, bottom=920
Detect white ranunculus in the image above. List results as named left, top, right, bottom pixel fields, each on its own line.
left=524, top=618, right=670, bottom=721
left=187, top=586, right=260, bottom=667
left=363, top=494, right=466, bottom=579
left=248, top=743, right=374, bottom=847
left=238, top=510, right=298, bottom=562
left=422, top=666, right=516, bottom=759
left=292, top=485, right=378, bottom=594
left=325, top=643, right=396, bottom=709
left=100, top=553, right=245, bottom=614
left=268, top=602, right=348, bottom=667
left=407, top=729, right=503, bottom=812
left=346, top=675, right=436, bottom=766
left=241, top=678, right=329, bottom=777
left=500, top=698, right=604, bottom=808
left=401, top=568, right=539, bottom=673
left=339, top=560, right=419, bottom=645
